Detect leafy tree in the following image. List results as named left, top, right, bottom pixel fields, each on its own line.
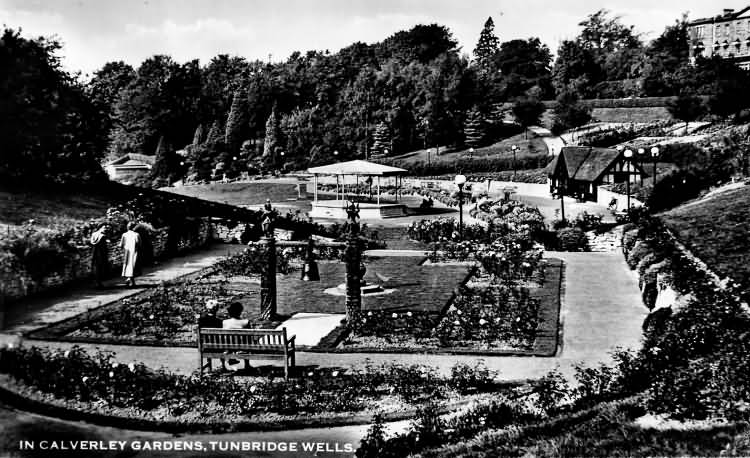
left=225, top=89, right=250, bottom=153
left=642, top=15, right=690, bottom=96
left=464, top=108, right=486, bottom=148
left=0, top=28, right=107, bottom=182
left=552, top=90, right=592, bottom=134
left=377, top=24, right=458, bottom=64
left=494, top=38, right=553, bottom=99
left=87, top=61, right=135, bottom=146
left=512, top=96, right=545, bottom=139
left=371, top=122, right=391, bottom=156
left=473, top=17, right=500, bottom=70
left=552, top=10, right=642, bottom=97
left=110, top=55, right=201, bottom=156
left=667, top=91, right=706, bottom=132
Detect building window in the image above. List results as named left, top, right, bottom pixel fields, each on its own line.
left=695, top=25, right=705, bottom=37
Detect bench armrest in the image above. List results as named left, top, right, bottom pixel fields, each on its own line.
left=287, top=335, right=296, bottom=348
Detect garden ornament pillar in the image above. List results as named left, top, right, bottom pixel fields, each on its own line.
left=259, top=202, right=277, bottom=320
left=344, top=201, right=362, bottom=320
left=301, top=238, right=320, bottom=281
left=455, top=174, right=466, bottom=240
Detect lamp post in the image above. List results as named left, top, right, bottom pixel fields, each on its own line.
left=469, top=147, right=474, bottom=159
left=637, top=148, right=645, bottom=185
left=510, top=145, right=519, bottom=181
left=651, top=146, right=660, bottom=194
left=455, top=174, right=466, bottom=239
left=624, top=149, right=633, bottom=217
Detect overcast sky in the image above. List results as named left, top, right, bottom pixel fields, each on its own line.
left=2, top=0, right=746, bottom=75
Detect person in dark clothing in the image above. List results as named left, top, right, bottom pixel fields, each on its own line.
left=198, top=300, right=225, bottom=370
left=90, top=225, right=109, bottom=288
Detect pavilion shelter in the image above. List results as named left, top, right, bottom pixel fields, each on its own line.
left=307, top=160, right=408, bottom=219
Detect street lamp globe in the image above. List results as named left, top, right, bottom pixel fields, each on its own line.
left=454, top=174, right=467, bottom=186
left=469, top=147, right=474, bottom=157
left=650, top=147, right=660, bottom=157
left=333, top=150, right=339, bottom=156
left=624, top=149, right=633, bottom=158
left=637, top=148, right=645, bottom=156
left=616, top=145, right=624, bottom=152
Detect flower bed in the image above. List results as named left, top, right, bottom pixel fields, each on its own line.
left=340, top=259, right=558, bottom=355
left=0, top=345, right=520, bottom=432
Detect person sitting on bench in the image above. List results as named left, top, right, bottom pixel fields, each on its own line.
left=222, top=302, right=250, bottom=371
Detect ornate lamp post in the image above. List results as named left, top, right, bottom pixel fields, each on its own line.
left=510, top=145, right=519, bottom=181
left=455, top=174, right=467, bottom=239
left=637, top=148, right=645, bottom=185
left=650, top=146, right=660, bottom=188
left=259, top=203, right=277, bottom=320
left=624, top=149, right=633, bottom=217
left=344, top=201, right=363, bottom=321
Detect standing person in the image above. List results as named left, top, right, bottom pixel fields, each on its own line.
left=120, top=222, right=141, bottom=287
left=90, top=225, right=109, bottom=288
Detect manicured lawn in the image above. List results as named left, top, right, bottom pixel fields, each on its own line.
left=0, top=185, right=111, bottom=231
left=390, top=133, right=548, bottom=167
left=164, top=182, right=299, bottom=206
left=660, top=184, right=750, bottom=292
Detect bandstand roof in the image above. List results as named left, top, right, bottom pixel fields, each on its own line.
left=307, top=160, right=407, bottom=177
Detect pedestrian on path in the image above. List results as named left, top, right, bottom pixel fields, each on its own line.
left=90, top=224, right=109, bottom=288
left=120, top=222, right=141, bottom=287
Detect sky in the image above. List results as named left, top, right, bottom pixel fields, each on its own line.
left=1, top=0, right=747, bottom=76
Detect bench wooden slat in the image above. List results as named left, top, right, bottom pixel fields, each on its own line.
left=197, top=327, right=295, bottom=379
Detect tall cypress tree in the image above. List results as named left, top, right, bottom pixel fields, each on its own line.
left=473, top=17, right=500, bottom=69
left=192, top=123, right=204, bottom=145
left=150, top=135, right=175, bottom=183
left=263, top=103, right=281, bottom=167
left=225, top=89, right=249, bottom=154
left=371, top=122, right=391, bottom=156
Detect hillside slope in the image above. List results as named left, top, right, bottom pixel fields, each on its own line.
left=660, top=182, right=750, bottom=291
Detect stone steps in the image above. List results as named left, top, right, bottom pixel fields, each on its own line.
left=586, top=226, right=624, bottom=253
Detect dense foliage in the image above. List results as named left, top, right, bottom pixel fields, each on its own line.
left=0, top=345, right=509, bottom=418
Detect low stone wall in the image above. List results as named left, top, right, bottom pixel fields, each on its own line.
left=1, top=217, right=247, bottom=305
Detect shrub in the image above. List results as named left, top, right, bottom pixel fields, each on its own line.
left=556, top=227, right=588, bottom=252
left=533, top=368, right=570, bottom=416
left=448, top=361, right=497, bottom=394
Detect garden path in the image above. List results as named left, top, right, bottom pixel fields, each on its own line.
left=0, top=251, right=646, bottom=455
left=11, top=251, right=646, bottom=383
left=2, top=244, right=247, bottom=335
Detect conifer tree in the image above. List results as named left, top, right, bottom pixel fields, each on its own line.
left=263, top=103, right=281, bottom=167
left=225, top=89, right=250, bottom=153
left=192, top=123, right=205, bottom=145
left=464, top=108, right=486, bottom=148
left=150, top=135, right=175, bottom=184
left=371, top=122, right=391, bottom=156
left=473, top=17, right=500, bottom=69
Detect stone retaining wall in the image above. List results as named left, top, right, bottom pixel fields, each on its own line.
left=1, top=217, right=248, bottom=304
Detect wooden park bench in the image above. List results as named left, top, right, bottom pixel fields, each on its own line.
left=196, top=328, right=296, bottom=379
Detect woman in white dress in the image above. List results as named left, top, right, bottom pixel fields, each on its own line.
left=120, top=222, right=141, bottom=286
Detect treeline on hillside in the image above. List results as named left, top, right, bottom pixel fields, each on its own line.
left=4, top=9, right=750, bottom=186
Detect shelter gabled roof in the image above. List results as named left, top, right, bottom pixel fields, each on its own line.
left=548, top=146, right=625, bottom=183
left=105, top=153, right=155, bottom=167
left=573, top=148, right=621, bottom=181
left=307, top=160, right=407, bottom=176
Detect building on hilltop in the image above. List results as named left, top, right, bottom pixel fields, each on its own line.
left=689, top=7, right=750, bottom=70
left=104, top=153, right=154, bottom=183
left=546, top=146, right=647, bottom=203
